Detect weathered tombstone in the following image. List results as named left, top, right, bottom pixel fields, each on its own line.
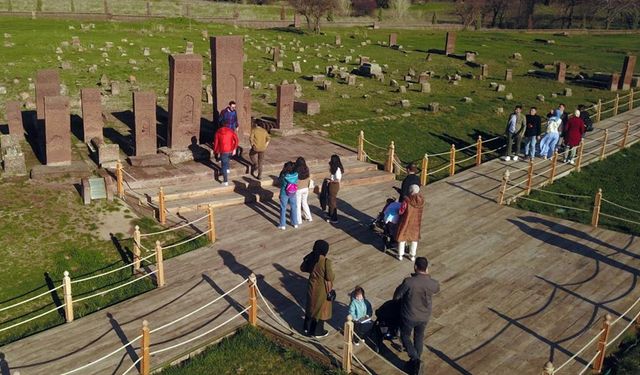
left=372, top=21, right=380, bottom=29
left=277, top=84, right=295, bottom=129
left=44, top=96, right=71, bottom=165
left=6, top=101, right=23, bottom=136
left=609, top=73, right=620, bottom=92
left=505, top=69, right=513, bottom=82
left=421, top=82, right=431, bottom=93
left=347, top=75, right=356, bottom=86
left=418, top=73, right=429, bottom=84
left=211, top=36, right=246, bottom=133
left=185, top=41, right=194, bottom=54
left=292, top=61, right=302, bottom=73
left=241, top=87, right=252, bottom=136
left=427, top=102, right=439, bottom=112
left=168, top=54, right=203, bottom=149
left=133, top=91, right=157, bottom=156
left=389, top=33, right=397, bottom=47
left=444, top=32, right=456, bottom=56
left=110, top=81, right=120, bottom=96
left=311, top=74, right=325, bottom=82
left=273, top=46, right=280, bottom=62
left=322, top=81, right=332, bottom=91
left=91, top=137, right=119, bottom=168
left=335, top=35, right=341, bottom=46
left=35, top=69, right=60, bottom=121
left=71, top=36, right=80, bottom=47
left=294, top=14, right=301, bottom=28
left=80, top=88, right=103, bottom=143
left=556, top=62, right=566, bottom=84
left=465, top=52, right=475, bottom=62
left=359, top=56, right=369, bottom=65
left=620, top=55, right=637, bottom=90
left=496, top=84, right=506, bottom=92
left=481, top=64, right=489, bottom=79
left=294, top=100, right=320, bottom=115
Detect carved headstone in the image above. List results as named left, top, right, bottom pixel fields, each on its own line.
left=620, top=55, right=637, bottom=90
left=389, top=33, right=397, bottom=47
left=44, top=96, right=71, bottom=165
left=294, top=14, right=301, bottom=28
left=556, top=62, right=566, bottom=84
left=211, top=36, right=245, bottom=133
left=505, top=69, right=513, bottom=82
left=36, top=69, right=60, bottom=121
left=133, top=91, right=157, bottom=156
left=6, top=101, right=23, bottom=136
left=609, top=73, right=620, bottom=92
left=273, top=46, right=280, bottom=62
left=276, top=84, right=294, bottom=129
left=347, top=75, right=356, bottom=86
left=421, top=82, right=431, bottom=93
left=292, top=61, right=301, bottom=73
left=444, top=32, right=456, bottom=56
left=80, top=88, right=103, bottom=143
left=168, top=54, right=203, bottom=149
left=185, top=41, right=194, bottom=54
left=481, top=64, right=489, bottom=79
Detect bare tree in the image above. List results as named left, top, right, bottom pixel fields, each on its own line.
left=454, top=0, right=486, bottom=29
left=336, top=0, right=352, bottom=16
left=289, top=0, right=337, bottom=33
left=486, top=0, right=510, bottom=27
left=389, top=0, right=411, bottom=19
left=597, top=0, right=634, bottom=29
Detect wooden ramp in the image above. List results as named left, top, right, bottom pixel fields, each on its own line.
left=1, top=108, right=640, bottom=375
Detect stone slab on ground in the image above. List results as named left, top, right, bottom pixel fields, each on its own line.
left=127, top=153, right=171, bottom=167
left=30, top=160, right=92, bottom=180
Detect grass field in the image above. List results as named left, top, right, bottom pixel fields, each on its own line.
left=159, top=326, right=345, bottom=375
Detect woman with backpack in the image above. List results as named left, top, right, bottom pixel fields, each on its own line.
left=326, top=154, right=344, bottom=223
left=278, top=161, right=299, bottom=230
left=295, top=157, right=313, bottom=224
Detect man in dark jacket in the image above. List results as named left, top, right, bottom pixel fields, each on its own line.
left=523, top=107, right=541, bottom=161
left=393, top=257, right=440, bottom=375
left=399, top=163, right=421, bottom=202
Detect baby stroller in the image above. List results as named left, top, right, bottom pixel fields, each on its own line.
left=369, top=198, right=400, bottom=250
left=369, top=299, right=402, bottom=353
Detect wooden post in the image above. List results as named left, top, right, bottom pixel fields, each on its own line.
left=630, top=88, right=635, bottom=110
left=248, top=273, right=258, bottom=326
left=600, top=129, right=609, bottom=160
left=475, top=136, right=483, bottom=166
left=420, top=154, right=429, bottom=186
left=576, top=140, right=585, bottom=172
left=62, top=271, right=74, bottom=323
left=596, top=99, right=602, bottom=123
left=357, top=130, right=365, bottom=162
left=342, top=315, right=354, bottom=373
left=541, top=361, right=554, bottom=375
left=158, top=187, right=166, bottom=225
left=207, top=204, right=216, bottom=243
left=593, top=314, right=612, bottom=373
left=146, top=1, right=151, bottom=17
left=116, top=160, right=124, bottom=198
left=140, top=320, right=150, bottom=375
left=497, top=169, right=510, bottom=205
left=620, top=121, right=631, bottom=148
left=526, top=158, right=534, bottom=195
left=155, top=241, right=165, bottom=287
left=592, top=188, right=603, bottom=228
left=449, top=144, right=456, bottom=176
left=549, top=151, right=558, bottom=183
left=385, top=141, right=395, bottom=173
left=613, top=93, right=619, bottom=116
left=133, top=225, right=141, bottom=272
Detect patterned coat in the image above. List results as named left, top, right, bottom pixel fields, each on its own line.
left=396, top=193, right=425, bottom=242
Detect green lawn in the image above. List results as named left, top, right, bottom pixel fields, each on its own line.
left=159, top=326, right=345, bottom=375
left=512, top=143, right=640, bottom=236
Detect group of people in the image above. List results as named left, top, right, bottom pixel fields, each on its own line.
left=504, top=103, right=593, bottom=165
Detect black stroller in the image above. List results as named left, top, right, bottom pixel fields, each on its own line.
left=369, top=198, right=400, bottom=250
left=369, top=299, right=402, bottom=353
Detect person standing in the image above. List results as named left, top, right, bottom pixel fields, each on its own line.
left=399, top=163, right=421, bottom=202
left=218, top=101, right=238, bottom=131
left=393, top=257, right=440, bottom=375
left=578, top=104, right=594, bottom=133
left=295, top=157, right=313, bottom=224
left=213, top=126, right=238, bottom=186
left=503, top=105, right=526, bottom=161
left=300, top=240, right=335, bottom=338
left=523, top=107, right=542, bottom=160
left=249, top=122, right=270, bottom=179
left=396, top=184, right=424, bottom=262
left=326, top=154, right=344, bottom=224
left=539, top=109, right=562, bottom=159
left=278, top=161, right=299, bottom=230
left=562, top=109, right=585, bottom=165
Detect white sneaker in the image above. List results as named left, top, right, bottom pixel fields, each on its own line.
left=503, top=156, right=511, bottom=162
left=513, top=156, right=519, bottom=161
left=222, top=182, right=229, bottom=186
left=410, top=256, right=416, bottom=262
left=570, top=159, right=575, bottom=165
left=397, top=255, right=403, bottom=261
left=293, top=225, right=299, bottom=228
left=277, top=226, right=286, bottom=230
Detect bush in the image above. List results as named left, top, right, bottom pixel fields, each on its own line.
left=352, top=0, right=377, bottom=17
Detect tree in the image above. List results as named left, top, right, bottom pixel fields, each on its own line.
left=389, top=0, right=411, bottom=19
left=454, top=0, right=486, bottom=29
left=598, top=0, right=634, bottom=29
left=289, top=0, right=337, bottom=33
left=486, top=0, right=510, bottom=27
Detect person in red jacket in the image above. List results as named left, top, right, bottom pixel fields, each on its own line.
left=213, top=127, right=239, bottom=186
left=562, top=109, right=585, bottom=165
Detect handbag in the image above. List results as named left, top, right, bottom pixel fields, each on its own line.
left=285, top=182, right=298, bottom=196
left=324, top=258, right=336, bottom=301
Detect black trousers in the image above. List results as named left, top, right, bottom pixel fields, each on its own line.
left=400, top=319, right=428, bottom=361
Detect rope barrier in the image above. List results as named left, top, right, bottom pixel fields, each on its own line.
left=485, top=144, right=506, bottom=154
left=455, top=143, right=477, bottom=152
left=455, top=154, right=477, bottom=165
left=362, top=138, right=387, bottom=150
left=150, top=279, right=247, bottom=334
left=352, top=352, right=374, bottom=375
left=607, top=306, right=640, bottom=348
left=73, top=271, right=157, bottom=304
left=426, top=164, right=450, bottom=176
left=515, top=196, right=591, bottom=212
left=601, top=198, right=640, bottom=215
left=0, top=304, right=65, bottom=333
left=505, top=179, right=529, bottom=191
left=576, top=351, right=600, bottom=375
left=120, top=169, right=139, bottom=182
left=161, top=229, right=212, bottom=250
left=352, top=331, right=401, bottom=373
left=529, top=189, right=591, bottom=199
left=552, top=328, right=605, bottom=373
left=599, top=213, right=640, bottom=226
left=139, top=213, right=210, bottom=238
left=121, top=357, right=142, bottom=375
left=149, top=306, right=250, bottom=355
left=0, top=284, right=63, bottom=313
left=612, top=296, right=640, bottom=326
left=71, top=257, right=150, bottom=285
left=60, top=333, right=143, bottom=375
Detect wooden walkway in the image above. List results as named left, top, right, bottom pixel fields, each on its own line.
left=1, top=108, right=640, bottom=375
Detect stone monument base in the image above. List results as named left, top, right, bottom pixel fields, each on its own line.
left=271, top=128, right=305, bottom=137
left=128, top=153, right=171, bottom=168
left=31, top=161, right=92, bottom=180
left=158, top=144, right=214, bottom=165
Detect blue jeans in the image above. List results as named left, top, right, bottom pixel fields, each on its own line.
left=539, top=132, right=559, bottom=158
left=523, top=136, right=537, bottom=158
left=220, top=153, right=231, bottom=182
left=279, top=193, right=299, bottom=227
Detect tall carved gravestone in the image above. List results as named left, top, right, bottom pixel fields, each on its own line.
left=620, top=55, right=637, bottom=90
left=6, top=101, right=23, bottom=136
left=44, top=96, right=71, bottom=165
left=556, top=62, right=566, bottom=84
left=36, top=69, right=60, bottom=121
left=294, top=14, right=301, bottom=28
left=80, top=88, right=103, bottom=143
left=276, top=84, right=294, bottom=129
left=444, top=32, right=456, bottom=56
left=609, top=73, right=620, bottom=92
left=168, top=54, right=203, bottom=149
left=210, top=36, right=245, bottom=133
left=133, top=91, right=157, bottom=156
left=273, top=46, right=281, bottom=62
left=389, top=33, right=397, bottom=47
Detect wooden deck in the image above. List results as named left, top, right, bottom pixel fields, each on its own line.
left=1, top=108, right=640, bottom=375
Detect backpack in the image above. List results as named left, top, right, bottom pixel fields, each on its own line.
left=285, top=182, right=298, bottom=196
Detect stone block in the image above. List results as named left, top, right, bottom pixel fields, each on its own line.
left=168, top=54, right=203, bottom=149
left=80, top=88, right=103, bottom=143
left=133, top=91, right=157, bottom=157
left=81, top=177, right=91, bottom=205
left=427, top=102, right=439, bottom=112
left=609, top=73, right=620, bottom=91
left=293, top=100, right=320, bottom=115
left=496, top=84, right=506, bottom=92
left=5, top=101, right=23, bottom=136
left=445, top=32, right=456, bottom=56
left=620, top=55, right=637, bottom=90
left=420, top=82, right=431, bottom=93
left=35, top=69, right=60, bottom=121
left=276, top=84, right=295, bottom=129
left=44, top=96, right=71, bottom=166
left=97, top=142, right=120, bottom=168
left=211, top=36, right=246, bottom=133
left=389, top=33, right=397, bottom=47
left=556, top=62, right=566, bottom=83
left=505, top=69, right=513, bottom=82
left=292, top=61, right=302, bottom=73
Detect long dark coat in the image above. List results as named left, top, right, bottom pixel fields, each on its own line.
left=396, top=193, right=425, bottom=242
left=304, top=255, right=335, bottom=321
